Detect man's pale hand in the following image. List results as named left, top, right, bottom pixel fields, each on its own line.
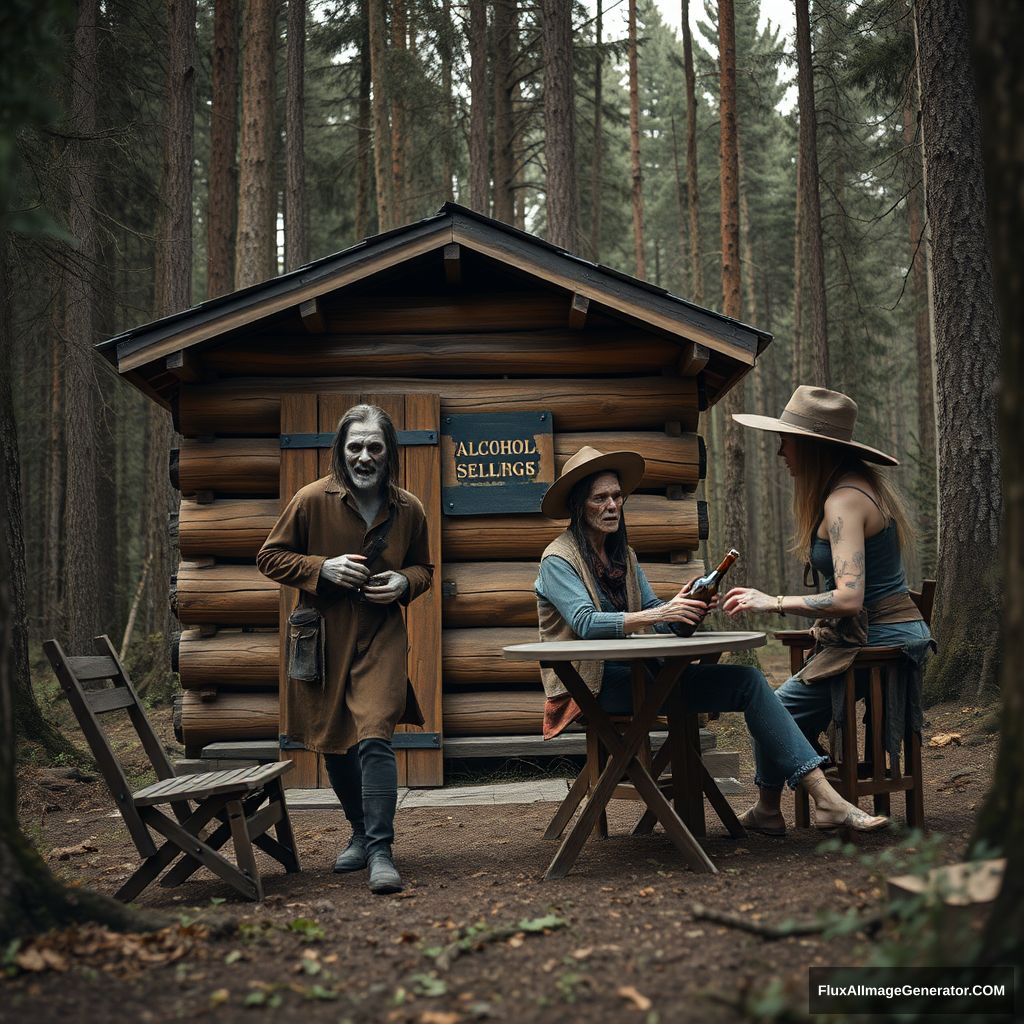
left=321, top=553, right=370, bottom=588
left=361, top=571, right=409, bottom=604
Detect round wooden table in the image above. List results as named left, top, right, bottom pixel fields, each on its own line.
left=503, top=631, right=766, bottom=879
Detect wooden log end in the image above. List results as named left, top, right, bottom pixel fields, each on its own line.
left=698, top=500, right=709, bottom=540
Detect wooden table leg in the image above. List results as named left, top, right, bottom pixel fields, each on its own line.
left=542, top=659, right=716, bottom=879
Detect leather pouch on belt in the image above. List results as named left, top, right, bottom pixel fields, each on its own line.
left=287, top=605, right=325, bottom=685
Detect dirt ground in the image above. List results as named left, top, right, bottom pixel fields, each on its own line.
left=3, top=649, right=1001, bottom=1024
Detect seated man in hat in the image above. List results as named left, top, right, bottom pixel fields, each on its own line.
left=533, top=446, right=889, bottom=834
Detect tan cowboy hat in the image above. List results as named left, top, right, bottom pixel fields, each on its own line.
left=541, top=446, right=646, bottom=520
left=732, top=385, right=899, bottom=466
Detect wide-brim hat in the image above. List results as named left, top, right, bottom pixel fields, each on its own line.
left=541, top=446, right=646, bottom=520
left=732, top=385, right=899, bottom=467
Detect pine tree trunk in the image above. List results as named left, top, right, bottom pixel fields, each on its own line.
left=795, top=0, right=829, bottom=388
left=589, top=0, right=603, bottom=260
left=468, top=0, right=489, bottom=215
left=285, top=0, right=307, bottom=270
left=492, top=0, right=516, bottom=225
left=355, top=2, right=371, bottom=239
left=681, top=0, right=702, bottom=304
left=367, top=0, right=394, bottom=232
left=440, top=0, right=455, bottom=203
left=63, top=0, right=103, bottom=651
left=971, top=0, right=1024, bottom=962
left=913, top=0, right=1002, bottom=702
left=158, top=0, right=196, bottom=316
left=43, top=314, right=63, bottom=637
left=208, top=0, right=238, bottom=299
left=671, top=115, right=687, bottom=294
left=390, top=0, right=408, bottom=225
left=236, top=0, right=276, bottom=288
left=791, top=144, right=805, bottom=389
left=627, top=0, right=645, bottom=278
left=541, top=0, right=579, bottom=251
left=718, top=0, right=750, bottom=606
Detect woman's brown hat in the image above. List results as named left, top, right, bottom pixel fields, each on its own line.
left=732, top=385, right=899, bottom=466
left=541, top=446, right=646, bottom=520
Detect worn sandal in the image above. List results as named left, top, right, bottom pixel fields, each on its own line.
left=813, top=805, right=890, bottom=833
left=738, top=805, right=787, bottom=837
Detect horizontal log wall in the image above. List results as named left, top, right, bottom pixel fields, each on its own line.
left=173, top=562, right=279, bottom=625
left=174, top=494, right=707, bottom=560
left=441, top=561, right=704, bottom=628
left=172, top=430, right=704, bottom=496
left=174, top=376, right=701, bottom=436
left=177, top=689, right=551, bottom=746
left=174, top=629, right=279, bottom=689
left=203, top=329, right=682, bottom=378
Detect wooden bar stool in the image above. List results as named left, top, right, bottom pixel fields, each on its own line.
left=777, top=581, right=934, bottom=838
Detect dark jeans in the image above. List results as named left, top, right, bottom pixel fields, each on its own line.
left=597, top=660, right=827, bottom=790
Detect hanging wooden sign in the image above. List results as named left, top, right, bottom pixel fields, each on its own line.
left=441, top=411, right=555, bottom=515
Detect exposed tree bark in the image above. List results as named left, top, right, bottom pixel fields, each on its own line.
left=62, top=0, right=103, bottom=651
left=670, top=114, right=687, bottom=294
left=913, top=0, right=1002, bottom=701
left=367, top=0, right=394, bottom=232
left=717, top=0, right=750, bottom=611
left=468, top=0, right=489, bottom=214
left=541, top=0, right=579, bottom=251
left=439, top=0, right=455, bottom=203
left=589, top=0, right=603, bottom=260
left=971, top=0, right=1024, bottom=965
left=492, top=0, right=516, bottom=225
left=1, top=229, right=166, bottom=942
left=905, top=91, right=937, bottom=580
left=285, top=0, right=307, bottom=270
left=44, top=310, right=63, bottom=637
left=794, top=0, right=829, bottom=387
left=681, top=0, right=703, bottom=304
left=208, top=0, right=238, bottom=299
left=355, top=1, right=371, bottom=239
left=627, top=0, right=645, bottom=278
left=390, top=0, right=408, bottom=225
left=157, top=0, right=197, bottom=316
left=235, top=0, right=277, bottom=287
left=791, top=143, right=805, bottom=389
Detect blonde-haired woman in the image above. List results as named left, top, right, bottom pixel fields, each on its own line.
left=723, top=386, right=934, bottom=834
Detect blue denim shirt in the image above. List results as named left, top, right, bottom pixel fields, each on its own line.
left=534, top=555, right=679, bottom=639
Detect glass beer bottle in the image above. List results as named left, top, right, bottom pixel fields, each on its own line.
left=675, top=549, right=740, bottom=637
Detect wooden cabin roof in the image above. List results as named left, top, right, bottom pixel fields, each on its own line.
left=97, top=203, right=772, bottom=409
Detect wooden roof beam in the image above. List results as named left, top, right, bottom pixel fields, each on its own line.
left=300, top=297, right=326, bottom=333
left=165, top=349, right=203, bottom=383
left=568, top=292, right=589, bottom=330
left=444, top=243, right=462, bottom=286
left=677, top=342, right=710, bottom=376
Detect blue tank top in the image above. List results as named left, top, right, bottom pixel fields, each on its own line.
left=809, top=487, right=907, bottom=603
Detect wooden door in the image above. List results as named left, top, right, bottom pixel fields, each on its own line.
left=278, top=393, right=442, bottom=788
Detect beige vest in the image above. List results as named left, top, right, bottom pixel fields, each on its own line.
left=536, top=531, right=646, bottom=698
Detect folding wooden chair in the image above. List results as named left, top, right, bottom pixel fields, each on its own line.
left=44, top=635, right=301, bottom=902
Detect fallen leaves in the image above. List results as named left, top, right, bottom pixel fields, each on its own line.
left=929, top=733, right=962, bottom=747
left=8, top=922, right=204, bottom=978
left=617, top=985, right=652, bottom=1011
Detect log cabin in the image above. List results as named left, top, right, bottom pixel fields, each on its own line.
left=98, top=204, right=772, bottom=788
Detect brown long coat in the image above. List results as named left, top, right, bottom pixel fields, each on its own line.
left=256, top=476, right=433, bottom=754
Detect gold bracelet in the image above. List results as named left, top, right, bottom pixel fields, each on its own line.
left=777, top=595, right=786, bottom=617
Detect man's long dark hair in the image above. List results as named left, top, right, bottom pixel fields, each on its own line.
left=566, top=471, right=629, bottom=568
left=330, top=404, right=405, bottom=506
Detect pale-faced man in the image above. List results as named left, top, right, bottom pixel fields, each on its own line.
left=258, top=405, right=433, bottom=893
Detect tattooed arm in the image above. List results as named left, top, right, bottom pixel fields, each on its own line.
left=723, top=485, right=870, bottom=620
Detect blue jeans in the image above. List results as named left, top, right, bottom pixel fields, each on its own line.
left=598, top=661, right=827, bottom=790
left=773, top=619, right=933, bottom=759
